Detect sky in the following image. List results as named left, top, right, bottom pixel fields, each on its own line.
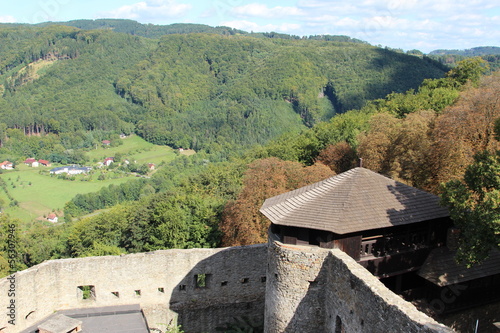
left=0, top=0, right=499, bottom=53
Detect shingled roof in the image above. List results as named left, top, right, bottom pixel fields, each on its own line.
left=418, top=248, right=500, bottom=286
left=260, top=167, right=449, bottom=235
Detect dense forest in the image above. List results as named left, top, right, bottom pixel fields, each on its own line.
left=0, top=23, right=447, bottom=157
left=0, top=20, right=499, bottom=277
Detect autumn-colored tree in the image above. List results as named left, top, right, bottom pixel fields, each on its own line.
left=357, top=110, right=435, bottom=189
left=430, top=72, right=500, bottom=189
left=220, top=157, right=334, bottom=246
left=316, top=141, right=358, bottom=174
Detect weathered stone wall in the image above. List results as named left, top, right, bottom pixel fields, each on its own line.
left=0, top=244, right=267, bottom=333
left=1, top=240, right=457, bottom=333
left=265, top=241, right=454, bottom=333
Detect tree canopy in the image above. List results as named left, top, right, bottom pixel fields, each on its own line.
left=440, top=151, right=500, bottom=266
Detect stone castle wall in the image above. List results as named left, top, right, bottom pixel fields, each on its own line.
left=1, top=241, right=455, bottom=333
left=0, top=244, right=267, bottom=333
left=264, top=241, right=453, bottom=333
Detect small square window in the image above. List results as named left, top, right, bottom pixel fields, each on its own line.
left=111, top=291, right=120, bottom=298
left=261, top=276, right=267, bottom=283
left=158, top=287, right=165, bottom=293
left=221, top=281, right=228, bottom=286
left=77, top=285, right=95, bottom=300
left=195, top=274, right=211, bottom=289
left=134, top=290, right=141, bottom=297
left=179, top=285, right=186, bottom=291
left=241, top=278, right=249, bottom=284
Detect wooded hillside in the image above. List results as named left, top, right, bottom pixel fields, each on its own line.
left=0, top=23, right=446, bottom=156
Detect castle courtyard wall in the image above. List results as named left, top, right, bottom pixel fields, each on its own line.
left=0, top=244, right=267, bottom=333
left=1, top=241, right=456, bottom=333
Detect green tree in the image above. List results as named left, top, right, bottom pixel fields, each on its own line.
left=440, top=150, right=500, bottom=266
left=446, top=57, right=489, bottom=86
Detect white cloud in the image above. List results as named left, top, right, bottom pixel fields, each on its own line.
left=231, top=3, right=304, bottom=19
left=0, top=15, right=16, bottom=23
left=99, top=0, right=192, bottom=21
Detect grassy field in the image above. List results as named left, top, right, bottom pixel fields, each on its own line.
left=0, top=166, right=136, bottom=224
left=86, top=134, right=177, bottom=165
left=0, top=135, right=183, bottom=225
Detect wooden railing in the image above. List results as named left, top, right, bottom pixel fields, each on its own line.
left=360, top=231, right=430, bottom=258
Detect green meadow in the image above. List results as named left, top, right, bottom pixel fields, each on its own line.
left=86, top=135, right=178, bottom=166
left=0, top=135, right=180, bottom=224
left=0, top=167, right=135, bottom=224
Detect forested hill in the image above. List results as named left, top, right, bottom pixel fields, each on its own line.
left=36, top=19, right=247, bottom=38
left=0, top=24, right=446, bottom=153
left=429, top=46, right=500, bottom=56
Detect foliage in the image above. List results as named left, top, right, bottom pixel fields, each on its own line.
left=446, top=57, right=489, bottom=86
left=353, top=70, right=500, bottom=193
left=428, top=47, right=500, bottom=72
left=68, top=190, right=222, bottom=256
left=64, top=179, right=148, bottom=218
left=0, top=24, right=446, bottom=164
left=440, top=151, right=500, bottom=266
left=316, top=141, right=358, bottom=174
left=2, top=21, right=497, bottom=269
left=358, top=111, right=435, bottom=188
left=36, top=19, right=246, bottom=38
left=220, top=158, right=334, bottom=246
left=430, top=72, right=500, bottom=190
left=261, top=107, right=373, bottom=165
left=116, top=34, right=445, bottom=150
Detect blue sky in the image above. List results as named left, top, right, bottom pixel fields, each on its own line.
left=1, top=0, right=499, bottom=53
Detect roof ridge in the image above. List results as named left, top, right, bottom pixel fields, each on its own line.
left=336, top=168, right=364, bottom=229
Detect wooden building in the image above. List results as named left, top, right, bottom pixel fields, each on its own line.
left=261, top=167, right=500, bottom=313
left=261, top=167, right=452, bottom=278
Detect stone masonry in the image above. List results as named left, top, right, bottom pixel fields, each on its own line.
left=0, top=241, right=455, bottom=333
left=0, top=244, right=267, bottom=333
left=265, top=241, right=454, bottom=333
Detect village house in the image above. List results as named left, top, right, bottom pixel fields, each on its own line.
left=103, top=157, right=114, bottom=166
left=38, top=159, right=51, bottom=167
left=47, top=213, right=58, bottom=223
left=0, top=161, right=13, bottom=170
left=102, top=140, right=111, bottom=146
left=50, top=165, right=92, bottom=175
left=24, top=158, right=39, bottom=167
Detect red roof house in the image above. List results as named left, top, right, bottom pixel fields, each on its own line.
left=38, top=159, right=51, bottom=167
left=0, top=161, right=13, bottom=170
left=47, top=213, right=58, bottom=223
left=103, top=157, right=114, bottom=166
left=24, top=158, right=39, bottom=167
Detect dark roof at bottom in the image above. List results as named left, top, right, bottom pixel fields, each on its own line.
left=20, top=304, right=149, bottom=333
left=418, top=248, right=500, bottom=286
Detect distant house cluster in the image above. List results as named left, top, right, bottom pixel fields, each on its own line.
left=0, top=161, right=13, bottom=170
left=24, top=158, right=51, bottom=167
left=50, top=165, right=92, bottom=175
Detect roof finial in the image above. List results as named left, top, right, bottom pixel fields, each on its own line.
left=359, top=158, right=363, bottom=168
